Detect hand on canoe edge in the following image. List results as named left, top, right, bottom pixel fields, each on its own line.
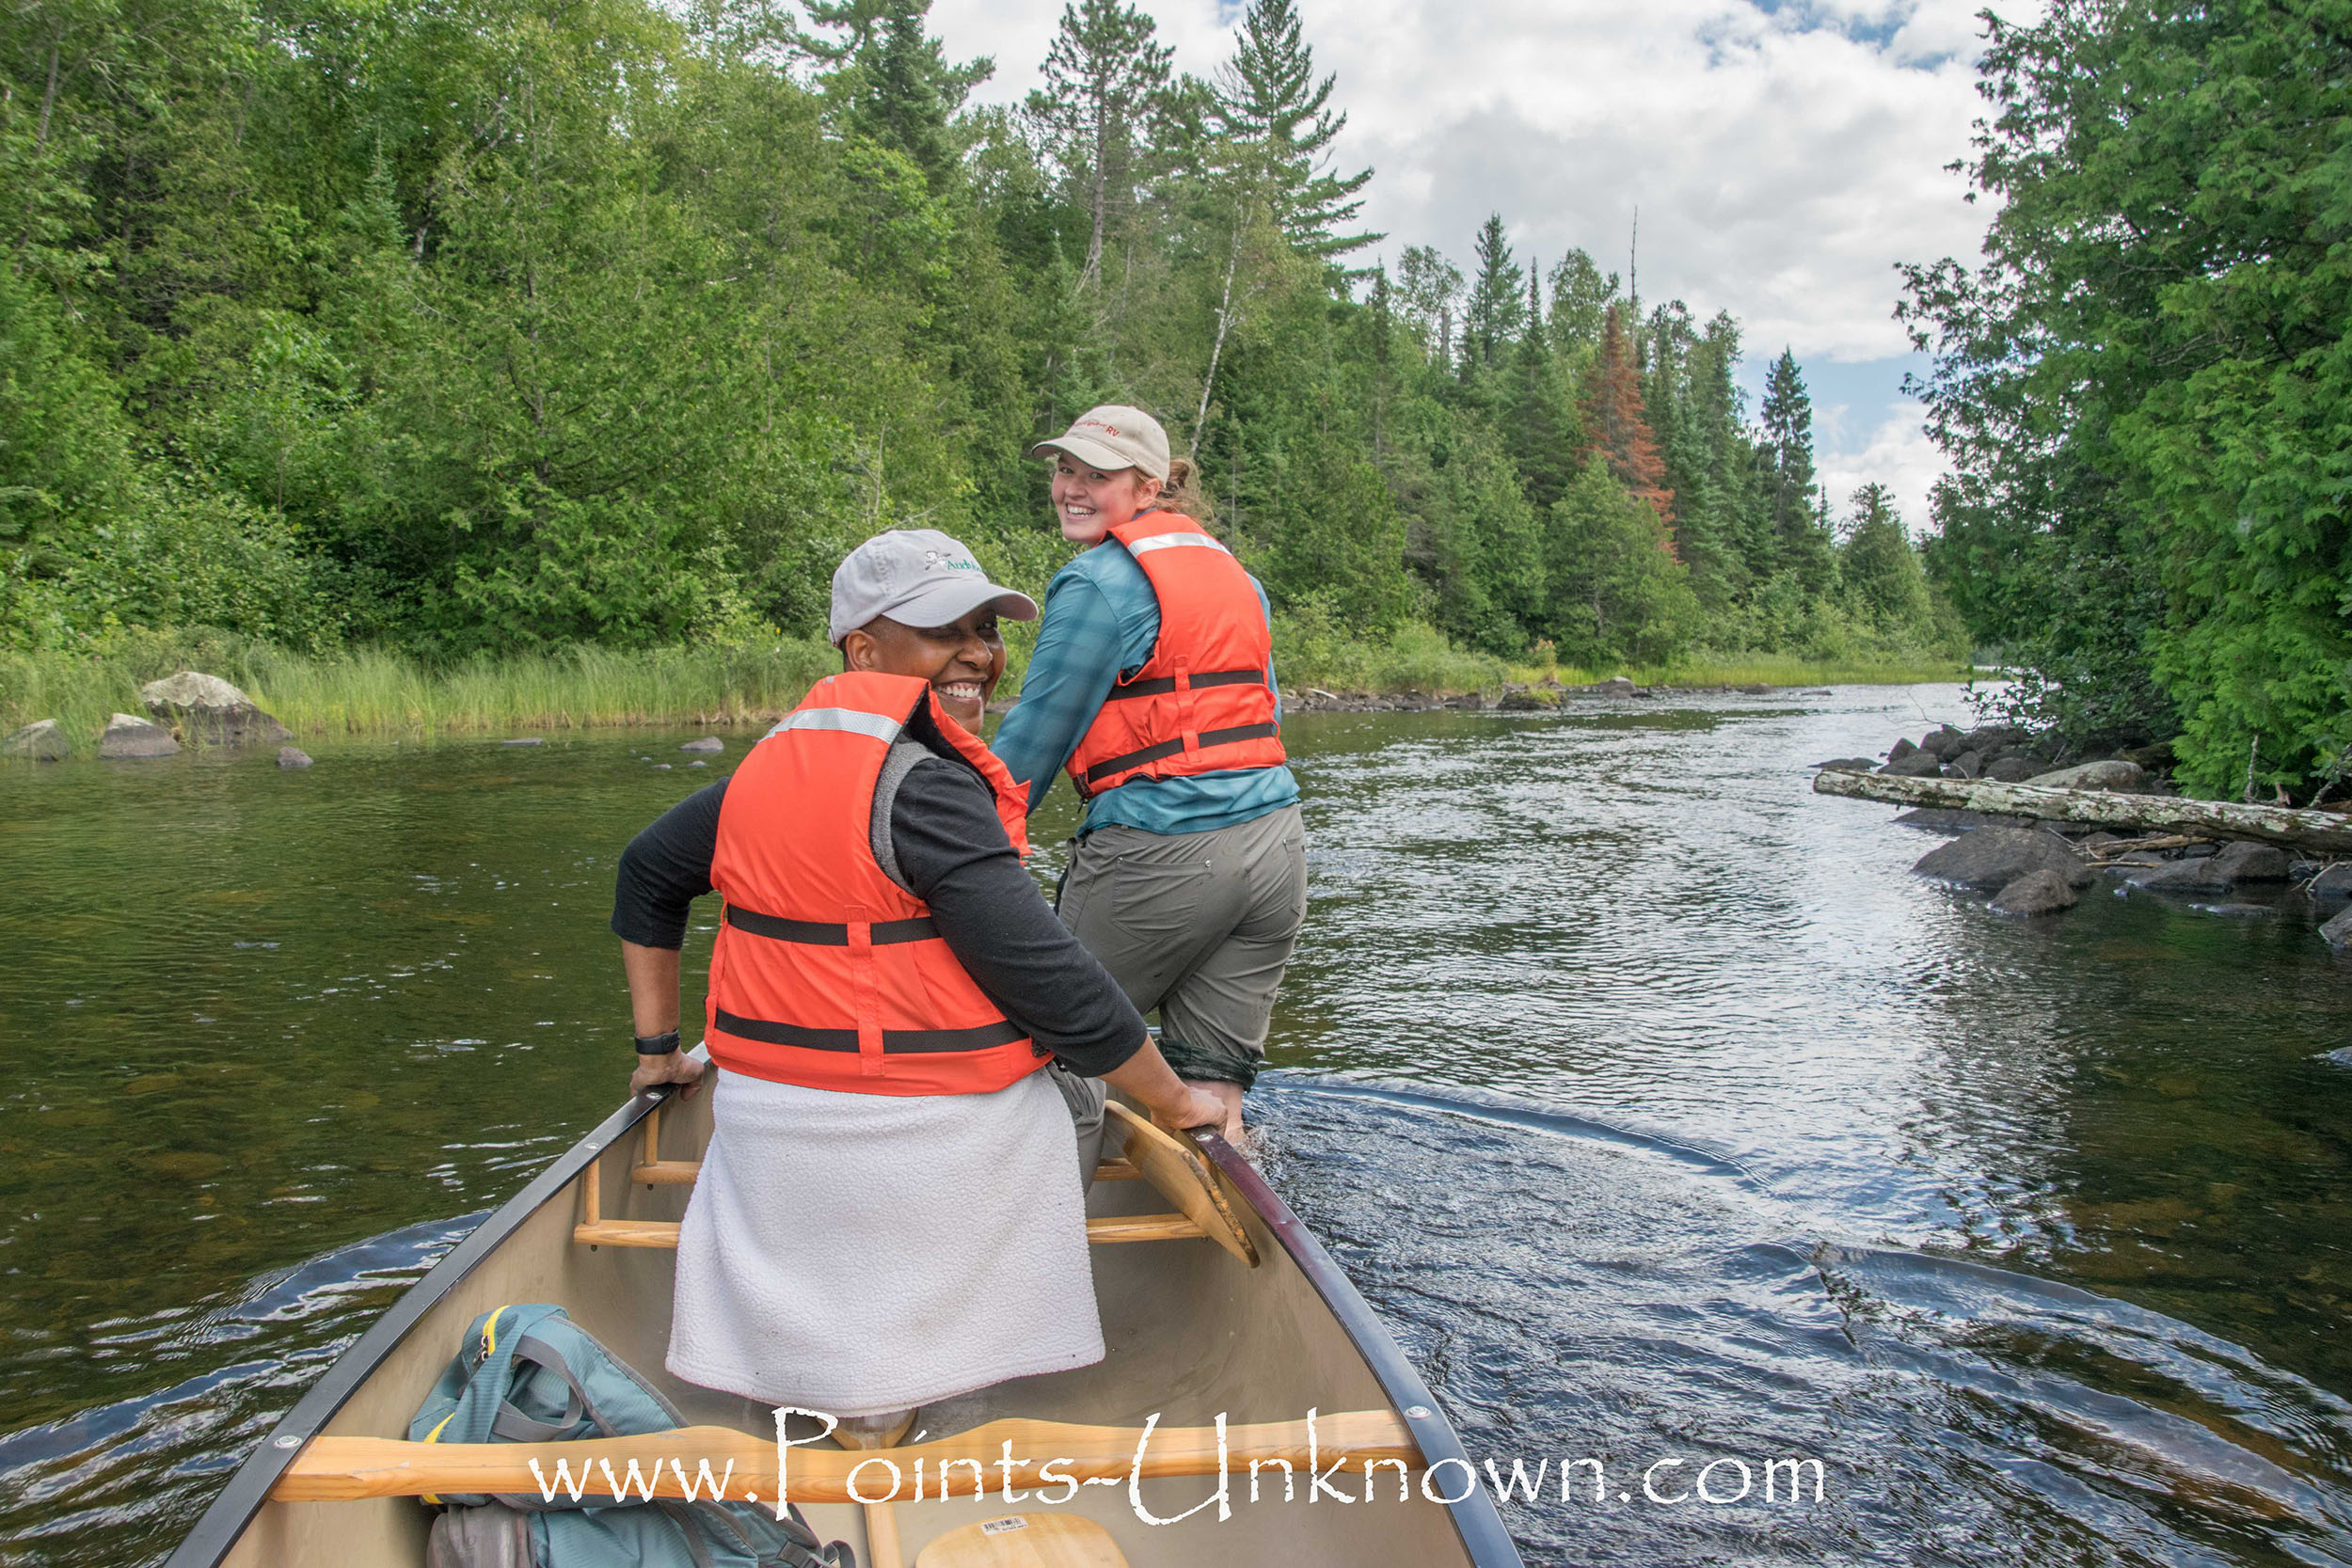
left=630, top=1050, right=704, bottom=1100
left=1159, top=1081, right=1241, bottom=1144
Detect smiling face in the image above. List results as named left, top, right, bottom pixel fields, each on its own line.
left=839, top=605, right=1006, bottom=736
left=1050, top=453, right=1163, bottom=545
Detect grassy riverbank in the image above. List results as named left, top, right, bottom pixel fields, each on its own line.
left=2, top=626, right=1970, bottom=756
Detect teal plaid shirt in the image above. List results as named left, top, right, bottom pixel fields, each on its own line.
left=992, top=539, right=1299, bottom=837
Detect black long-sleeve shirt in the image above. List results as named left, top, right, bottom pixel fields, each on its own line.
left=612, top=730, right=1146, bottom=1078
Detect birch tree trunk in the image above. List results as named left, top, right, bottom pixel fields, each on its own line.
left=1812, top=769, right=2352, bottom=854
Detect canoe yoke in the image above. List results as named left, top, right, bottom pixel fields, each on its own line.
left=573, top=1103, right=1261, bottom=1267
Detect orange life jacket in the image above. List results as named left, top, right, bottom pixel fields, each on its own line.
left=703, top=671, right=1045, bottom=1097
left=1064, top=512, right=1286, bottom=800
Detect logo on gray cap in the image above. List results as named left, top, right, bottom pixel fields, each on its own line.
left=828, top=529, right=1039, bottom=644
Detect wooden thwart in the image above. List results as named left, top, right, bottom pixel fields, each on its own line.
left=574, top=1213, right=1207, bottom=1250
left=579, top=1102, right=1232, bottom=1253
left=268, top=1410, right=1420, bottom=1503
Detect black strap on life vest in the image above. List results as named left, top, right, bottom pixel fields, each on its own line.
left=724, top=905, right=938, bottom=945
left=711, top=1010, right=1026, bottom=1054
left=1102, top=668, right=1269, bottom=701
left=1081, top=721, right=1282, bottom=786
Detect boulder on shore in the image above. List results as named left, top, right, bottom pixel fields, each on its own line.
left=100, top=712, right=179, bottom=759
left=3, top=719, right=68, bottom=761
left=1894, top=807, right=2033, bottom=833
left=2132, top=840, right=2290, bottom=893
left=140, top=671, right=290, bottom=746
left=2321, top=904, right=2352, bottom=953
left=1888, top=737, right=1917, bottom=761
left=2308, top=863, right=2352, bottom=902
left=1815, top=756, right=1878, bottom=772
left=278, top=746, right=313, bottom=768
left=679, top=736, right=725, bottom=753
left=1498, top=691, right=1558, bottom=712
left=2026, top=758, right=2146, bottom=792
left=1992, top=868, right=2079, bottom=916
left=1984, top=755, right=2040, bottom=784
left=1880, top=750, right=1946, bottom=778
left=1914, top=828, right=2093, bottom=891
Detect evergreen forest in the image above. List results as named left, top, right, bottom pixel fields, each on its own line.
left=3, top=0, right=2343, bottom=799
left=0, top=0, right=1957, bottom=687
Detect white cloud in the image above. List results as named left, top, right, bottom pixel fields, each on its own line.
left=1819, top=399, right=1944, bottom=531
left=930, top=0, right=2003, bottom=516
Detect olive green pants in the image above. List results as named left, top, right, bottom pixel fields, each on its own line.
left=1056, top=804, right=1308, bottom=1089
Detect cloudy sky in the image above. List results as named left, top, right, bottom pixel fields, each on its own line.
left=930, top=0, right=2005, bottom=532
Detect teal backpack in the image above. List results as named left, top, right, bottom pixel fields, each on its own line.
left=407, top=1303, right=853, bottom=1568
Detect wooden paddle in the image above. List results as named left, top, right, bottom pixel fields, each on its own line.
left=1102, top=1102, right=1258, bottom=1267
left=914, top=1513, right=1128, bottom=1568
left=270, top=1410, right=1418, bottom=1502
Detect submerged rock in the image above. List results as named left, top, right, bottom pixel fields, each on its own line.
left=2026, top=758, right=2146, bottom=792
left=1914, top=828, right=2093, bottom=891
left=1814, top=757, right=1878, bottom=773
left=1497, top=692, right=1557, bottom=712
left=680, top=736, right=724, bottom=752
left=2318, top=905, right=2352, bottom=953
left=1991, top=868, right=2078, bottom=916
left=2133, top=840, right=2290, bottom=893
left=3, top=719, right=68, bottom=761
left=140, top=671, right=290, bottom=746
left=278, top=746, right=313, bottom=768
left=100, top=712, right=179, bottom=759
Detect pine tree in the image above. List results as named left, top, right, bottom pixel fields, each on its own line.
left=1838, top=482, right=1931, bottom=626
left=1756, top=348, right=1836, bottom=594
left=1394, top=244, right=1463, bottom=367
left=1210, top=0, right=1375, bottom=257
left=1547, top=250, right=1619, bottom=358
left=1024, top=0, right=1171, bottom=290
left=1580, top=305, right=1673, bottom=527
left=1462, top=214, right=1525, bottom=372
left=800, top=0, right=992, bottom=182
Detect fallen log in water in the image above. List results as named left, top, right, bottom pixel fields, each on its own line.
left=1811, top=769, right=2352, bottom=855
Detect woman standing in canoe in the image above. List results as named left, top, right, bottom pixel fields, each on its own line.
left=614, top=529, right=1218, bottom=1435
left=993, top=407, right=1307, bottom=1142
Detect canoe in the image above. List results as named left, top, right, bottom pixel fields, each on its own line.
left=164, top=1058, right=1523, bottom=1568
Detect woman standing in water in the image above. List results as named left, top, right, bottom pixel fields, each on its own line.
left=993, top=406, right=1307, bottom=1140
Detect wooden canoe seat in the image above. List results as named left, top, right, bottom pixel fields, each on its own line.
left=580, top=1108, right=1252, bottom=1260
left=914, top=1513, right=1128, bottom=1568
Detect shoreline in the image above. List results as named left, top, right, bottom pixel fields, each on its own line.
left=3, top=636, right=1971, bottom=760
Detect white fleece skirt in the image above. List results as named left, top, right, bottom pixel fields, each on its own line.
left=664, top=1067, right=1104, bottom=1418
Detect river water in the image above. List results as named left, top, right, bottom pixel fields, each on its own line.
left=1, top=686, right=2347, bottom=1564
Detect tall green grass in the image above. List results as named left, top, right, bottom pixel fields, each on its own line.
left=2, top=622, right=1970, bottom=759
left=0, top=630, right=839, bottom=756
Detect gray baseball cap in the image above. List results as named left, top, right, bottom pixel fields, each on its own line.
left=828, top=530, right=1039, bottom=645
left=1030, top=404, right=1170, bottom=481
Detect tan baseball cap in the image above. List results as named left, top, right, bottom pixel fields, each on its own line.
left=1030, top=405, right=1170, bottom=482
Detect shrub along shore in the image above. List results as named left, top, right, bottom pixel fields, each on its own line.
left=1, top=626, right=1967, bottom=759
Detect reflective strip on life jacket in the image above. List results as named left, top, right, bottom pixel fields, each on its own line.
left=1123, top=531, right=1233, bottom=557
left=765, top=706, right=906, bottom=742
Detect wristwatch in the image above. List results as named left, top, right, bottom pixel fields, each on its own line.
left=633, top=1029, right=682, bottom=1056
